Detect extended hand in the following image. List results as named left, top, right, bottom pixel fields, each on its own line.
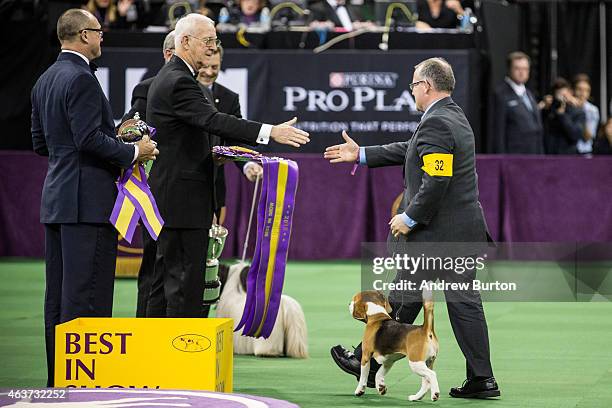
left=270, top=117, right=310, bottom=147
left=389, top=214, right=411, bottom=238
left=135, top=136, right=159, bottom=162
left=323, top=130, right=359, bottom=163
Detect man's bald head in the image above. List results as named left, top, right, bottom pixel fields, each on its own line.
left=57, top=9, right=92, bottom=43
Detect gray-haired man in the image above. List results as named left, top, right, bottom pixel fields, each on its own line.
left=324, top=58, right=500, bottom=399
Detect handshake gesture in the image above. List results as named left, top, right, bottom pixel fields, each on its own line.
left=271, top=117, right=310, bottom=147
left=323, top=131, right=359, bottom=163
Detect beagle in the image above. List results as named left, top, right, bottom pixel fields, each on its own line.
left=349, top=289, right=440, bottom=401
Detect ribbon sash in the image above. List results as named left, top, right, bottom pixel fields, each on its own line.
left=214, top=146, right=299, bottom=338
left=110, top=163, right=165, bottom=243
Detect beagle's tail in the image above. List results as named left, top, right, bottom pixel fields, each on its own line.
left=422, top=282, right=434, bottom=335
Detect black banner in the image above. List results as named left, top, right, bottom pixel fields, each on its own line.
left=97, top=49, right=477, bottom=152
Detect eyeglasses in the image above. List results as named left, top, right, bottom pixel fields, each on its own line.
left=187, top=35, right=221, bottom=48
left=409, top=80, right=427, bottom=91
left=78, top=28, right=104, bottom=37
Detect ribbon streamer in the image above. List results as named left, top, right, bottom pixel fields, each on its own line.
left=213, top=146, right=299, bottom=338
left=110, top=164, right=165, bottom=243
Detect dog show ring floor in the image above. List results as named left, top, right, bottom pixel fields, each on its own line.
left=1, top=260, right=612, bottom=407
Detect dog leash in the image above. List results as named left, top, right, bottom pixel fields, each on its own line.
left=241, top=173, right=261, bottom=263
left=388, top=234, right=405, bottom=322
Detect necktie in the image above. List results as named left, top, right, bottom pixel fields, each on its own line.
left=89, top=62, right=98, bottom=74
left=521, top=92, right=533, bottom=112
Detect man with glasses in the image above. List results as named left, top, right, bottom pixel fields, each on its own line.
left=324, top=58, right=500, bottom=399
left=31, top=8, right=159, bottom=386
left=145, top=13, right=310, bottom=318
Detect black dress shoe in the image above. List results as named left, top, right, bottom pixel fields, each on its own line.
left=449, top=377, right=501, bottom=399
left=330, top=345, right=375, bottom=388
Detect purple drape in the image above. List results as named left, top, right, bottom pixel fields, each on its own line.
left=1, top=152, right=611, bottom=259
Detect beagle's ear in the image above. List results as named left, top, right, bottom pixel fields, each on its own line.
left=352, top=301, right=367, bottom=321
left=375, top=291, right=392, bottom=313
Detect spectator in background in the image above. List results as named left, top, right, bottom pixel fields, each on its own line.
left=593, top=118, right=612, bottom=155
left=309, top=0, right=368, bottom=31
left=489, top=51, right=544, bottom=154
left=573, top=74, right=600, bottom=155
left=83, top=0, right=139, bottom=29
left=541, top=78, right=585, bottom=154
left=416, top=0, right=460, bottom=29
left=228, top=0, right=267, bottom=26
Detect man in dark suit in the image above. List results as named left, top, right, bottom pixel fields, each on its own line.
left=489, top=52, right=544, bottom=154
left=309, top=0, right=364, bottom=30
left=120, top=31, right=176, bottom=125
left=145, top=13, right=309, bottom=318
left=324, top=58, right=500, bottom=399
left=196, top=45, right=263, bottom=223
left=31, top=9, right=158, bottom=386
left=118, top=30, right=175, bottom=318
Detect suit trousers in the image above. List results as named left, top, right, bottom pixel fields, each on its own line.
left=148, top=227, right=210, bottom=317
left=136, top=229, right=160, bottom=317
left=354, top=264, right=494, bottom=380
left=44, top=223, right=118, bottom=386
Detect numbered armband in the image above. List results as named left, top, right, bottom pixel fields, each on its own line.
left=421, top=153, right=453, bottom=177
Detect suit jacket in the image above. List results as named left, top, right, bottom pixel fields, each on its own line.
left=365, top=97, right=490, bottom=243
left=121, top=76, right=155, bottom=124
left=31, top=52, right=135, bottom=224
left=543, top=104, right=585, bottom=155
left=208, top=82, right=245, bottom=210
left=146, top=55, right=261, bottom=229
left=309, top=0, right=362, bottom=27
left=489, top=81, right=544, bottom=154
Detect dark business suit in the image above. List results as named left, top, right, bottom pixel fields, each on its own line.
left=31, top=52, right=135, bottom=386
left=209, top=82, right=245, bottom=212
left=490, top=81, right=544, bottom=154
left=309, top=0, right=362, bottom=27
left=356, top=97, right=494, bottom=381
left=118, top=75, right=158, bottom=318
left=543, top=104, right=585, bottom=155
left=145, top=55, right=261, bottom=317
left=121, top=76, right=155, bottom=124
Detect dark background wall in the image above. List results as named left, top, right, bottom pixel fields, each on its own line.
left=1, top=0, right=610, bottom=151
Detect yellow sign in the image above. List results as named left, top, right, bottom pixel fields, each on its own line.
left=421, top=153, right=453, bottom=177
left=54, top=318, right=233, bottom=391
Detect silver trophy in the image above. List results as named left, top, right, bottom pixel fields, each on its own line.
left=203, top=224, right=228, bottom=305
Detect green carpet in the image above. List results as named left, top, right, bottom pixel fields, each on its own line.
left=1, top=259, right=612, bottom=407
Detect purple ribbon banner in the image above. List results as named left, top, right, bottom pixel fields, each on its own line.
left=213, top=146, right=299, bottom=338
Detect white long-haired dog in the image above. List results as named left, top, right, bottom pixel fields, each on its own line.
left=215, top=262, right=309, bottom=358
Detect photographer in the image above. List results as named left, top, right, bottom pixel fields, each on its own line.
left=540, top=78, right=586, bottom=155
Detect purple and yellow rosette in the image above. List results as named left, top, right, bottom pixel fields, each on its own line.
left=213, top=146, right=299, bottom=339
left=110, top=117, right=164, bottom=243
left=109, top=163, right=164, bottom=244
